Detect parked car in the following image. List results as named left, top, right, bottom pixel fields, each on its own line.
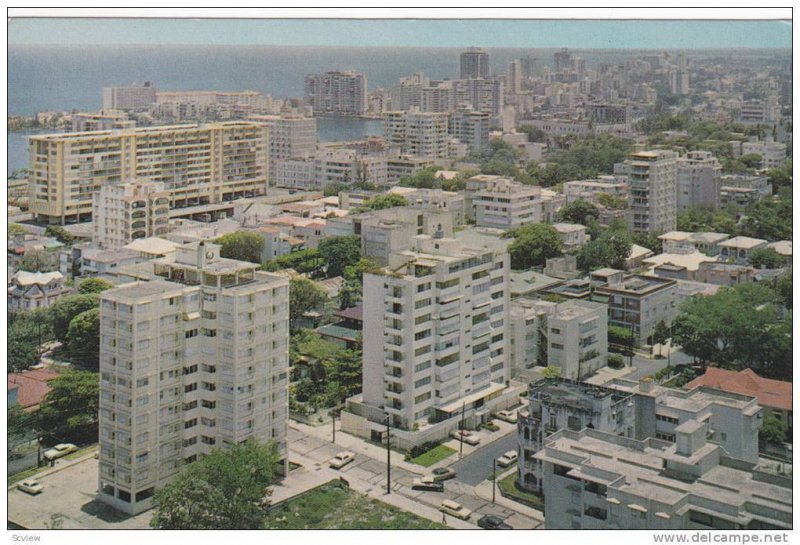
left=411, top=476, right=445, bottom=492
left=439, top=499, right=472, bottom=520
left=43, top=443, right=78, bottom=461
left=494, top=409, right=518, bottom=424
left=450, top=429, right=480, bottom=446
left=497, top=450, right=518, bottom=468
left=329, top=451, right=355, bottom=469
left=17, top=479, right=44, bottom=495
left=477, top=515, right=513, bottom=529
left=430, top=467, right=457, bottom=481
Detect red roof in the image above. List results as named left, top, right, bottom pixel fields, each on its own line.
left=685, top=367, right=792, bottom=412
left=336, top=305, right=363, bottom=323
left=7, top=368, right=61, bottom=411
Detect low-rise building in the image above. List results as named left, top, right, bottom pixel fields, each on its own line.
left=8, top=270, right=71, bottom=311
left=718, top=236, right=768, bottom=264
left=563, top=176, right=627, bottom=205
left=535, top=423, right=790, bottom=529
left=473, top=178, right=543, bottom=230
left=552, top=223, right=587, bottom=250
left=92, top=180, right=171, bottom=249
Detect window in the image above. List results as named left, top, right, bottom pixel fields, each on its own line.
left=414, top=376, right=431, bottom=389
left=184, top=418, right=198, bottom=429
left=185, top=329, right=198, bottom=339
left=550, top=343, right=564, bottom=350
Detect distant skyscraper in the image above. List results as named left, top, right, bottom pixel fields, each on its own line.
left=460, top=47, right=490, bottom=79
left=553, top=48, right=572, bottom=72
left=507, top=60, right=523, bottom=94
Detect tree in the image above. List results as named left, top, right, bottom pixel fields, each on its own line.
left=775, top=273, right=792, bottom=310
left=8, top=338, right=39, bottom=372
left=317, top=235, right=362, bottom=278
left=289, top=277, right=328, bottom=331
left=608, top=325, right=637, bottom=356
left=19, top=249, right=56, bottom=272
left=398, top=168, right=439, bottom=189
left=64, top=308, right=100, bottom=369
left=607, top=353, right=625, bottom=369
left=738, top=153, right=763, bottom=169
left=354, top=194, right=408, bottom=213
left=216, top=231, right=264, bottom=264
left=50, top=294, right=100, bottom=342
left=518, top=125, right=546, bottom=143
left=506, top=223, right=563, bottom=270
left=747, top=247, right=787, bottom=270
left=323, top=181, right=351, bottom=197
left=651, top=320, right=670, bottom=356
left=759, top=413, right=788, bottom=445
left=150, top=440, right=281, bottom=530
left=8, top=223, right=28, bottom=237
left=576, top=225, right=631, bottom=272
left=541, top=365, right=562, bottom=379
left=77, top=277, right=114, bottom=294
left=766, top=159, right=792, bottom=195
left=8, top=405, right=37, bottom=456
left=596, top=192, right=628, bottom=210
left=262, top=248, right=323, bottom=276
left=44, top=225, right=74, bottom=245
left=631, top=231, right=663, bottom=255
left=558, top=199, right=599, bottom=225
left=37, top=369, right=99, bottom=443
left=738, top=194, right=793, bottom=241
left=338, top=257, right=381, bottom=310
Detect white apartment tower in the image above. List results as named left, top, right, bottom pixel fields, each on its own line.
left=250, top=114, right=318, bottom=180
left=28, top=122, right=270, bottom=224
left=382, top=109, right=450, bottom=159
left=625, top=150, right=678, bottom=234
left=448, top=108, right=490, bottom=153
left=360, top=235, right=511, bottom=432
left=98, top=241, right=290, bottom=515
left=473, top=178, right=543, bottom=230
left=304, top=71, right=368, bottom=117
left=677, top=150, right=721, bottom=212
left=92, top=180, right=170, bottom=249
left=102, top=81, right=157, bottom=111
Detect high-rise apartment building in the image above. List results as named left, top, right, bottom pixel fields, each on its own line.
left=507, top=60, right=524, bottom=94
left=102, top=81, right=157, bottom=111
left=97, top=241, right=290, bottom=515
left=92, top=180, right=170, bottom=249
left=28, top=122, right=269, bottom=224
left=473, top=178, right=543, bottom=230
left=624, top=150, right=678, bottom=234
left=460, top=47, right=490, bottom=79
left=448, top=108, right=490, bottom=153
left=250, top=114, right=318, bottom=179
left=452, top=78, right=505, bottom=117
left=382, top=109, right=450, bottom=158
left=304, top=71, right=368, bottom=116
left=346, top=235, right=512, bottom=441
left=677, top=151, right=721, bottom=212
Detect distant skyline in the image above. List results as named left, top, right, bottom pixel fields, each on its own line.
left=8, top=18, right=792, bottom=49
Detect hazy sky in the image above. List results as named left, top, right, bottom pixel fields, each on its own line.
left=8, top=18, right=792, bottom=49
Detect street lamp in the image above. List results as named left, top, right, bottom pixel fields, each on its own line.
left=492, top=458, right=497, bottom=503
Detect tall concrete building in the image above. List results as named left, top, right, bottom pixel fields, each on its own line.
left=382, top=109, right=450, bottom=158
left=304, top=71, right=368, bottom=117
left=28, top=122, right=270, bottom=224
left=97, top=241, right=290, bottom=515
left=507, top=59, right=524, bottom=94
left=343, top=235, right=518, bottom=449
left=677, top=151, right=721, bottom=212
left=460, top=47, right=490, bottom=79
left=625, top=150, right=678, bottom=234
left=448, top=108, right=490, bottom=153
left=92, top=180, right=170, bottom=249
left=473, top=178, right=543, bottom=230
left=452, top=78, right=505, bottom=118
left=250, top=114, right=318, bottom=179
left=102, top=82, right=157, bottom=112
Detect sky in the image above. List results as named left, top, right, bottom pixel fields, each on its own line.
left=7, top=18, right=793, bottom=49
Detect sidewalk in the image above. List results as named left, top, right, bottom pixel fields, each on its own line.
left=473, top=469, right=544, bottom=527
left=7, top=446, right=98, bottom=490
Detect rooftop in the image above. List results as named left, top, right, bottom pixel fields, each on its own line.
left=719, top=236, right=767, bottom=249
left=686, top=368, right=791, bottom=412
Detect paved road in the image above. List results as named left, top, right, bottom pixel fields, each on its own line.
left=8, top=451, right=40, bottom=476
left=450, top=430, right=518, bottom=486
left=626, top=350, right=693, bottom=381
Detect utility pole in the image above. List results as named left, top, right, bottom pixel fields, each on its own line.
left=331, top=411, right=336, bottom=444
left=459, top=402, right=465, bottom=459
left=385, top=414, right=391, bottom=495
left=492, top=458, right=497, bottom=503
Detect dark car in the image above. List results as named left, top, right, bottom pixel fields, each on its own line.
left=411, top=477, right=445, bottom=492
left=477, top=515, right=513, bottom=530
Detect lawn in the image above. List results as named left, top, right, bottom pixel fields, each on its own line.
left=408, top=444, right=457, bottom=467
left=497, top=472, right=544, bottom=510
left=264, top=480, right=446, bottom=529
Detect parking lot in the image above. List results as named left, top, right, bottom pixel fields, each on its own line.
left=8, top=455, right=152, bottom=530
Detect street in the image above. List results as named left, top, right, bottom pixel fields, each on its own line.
left=625, top=349, right=693, bottom=381
left=451, top=430, right=518, bottom=486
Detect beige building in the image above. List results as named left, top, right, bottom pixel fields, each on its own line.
left=92, top=180, right=170, bottom=249
left=102, top=81, right=157, bottom=111
left=98, top=241, right=290, bottom=515
left=29, top=122, right=270, bottom=224
left=624, top=150, right=678, bottom=234
left=383, top=109, right=450, bottom=158
left=473, top=178, right=543, bottom=230
left=677, top=151, right=721, bottom=212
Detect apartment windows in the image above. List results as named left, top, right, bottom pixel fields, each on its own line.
left=185, top=329, right=198, bottom=339
left=201, top=382, right=216, bottom=392
left=183, top=364, right=198, bottom=375
left=201, top=436, right=216, bottom=445
left=200, top=417, right=216, bottom=428
left=414, top=376, right=432, bottom=389
left=184, top=418, right=198, bottom=429
left=184, top=383, right=198, bottom=393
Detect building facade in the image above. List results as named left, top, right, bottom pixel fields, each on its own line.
left=97, top=242, right=290, bottom=515
left=676, top=151, right=721, bottom=212
left=29, top=122, right=270, bottom=224
left=304, top=71, right=368, bottom=117
left=625, top=150, right=678, bottom=234
left=92, top=180, right=170, bottom=249
left=460, top=47, right=490, bottom=79
left=102, top=82, right=157, bottom=111
left=382, top=109, right=450, bottom=158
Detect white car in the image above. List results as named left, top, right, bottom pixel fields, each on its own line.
left=450, top=430, right=480, bottom=446
left=494, top=410, right=518, bottom=424
left=17, top=479, right=44, bottom=495
left=43, top=443, right=78, bottom=461
left=439, top=499, right=472, bottom=520
left=497, top=450, right=518, bottom=468
left=329, top=451, right=355, bottom=469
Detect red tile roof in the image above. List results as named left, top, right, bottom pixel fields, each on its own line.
left=685, top=367, right=792, bottom=412
left=7, top=368, right=61, bottom=411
